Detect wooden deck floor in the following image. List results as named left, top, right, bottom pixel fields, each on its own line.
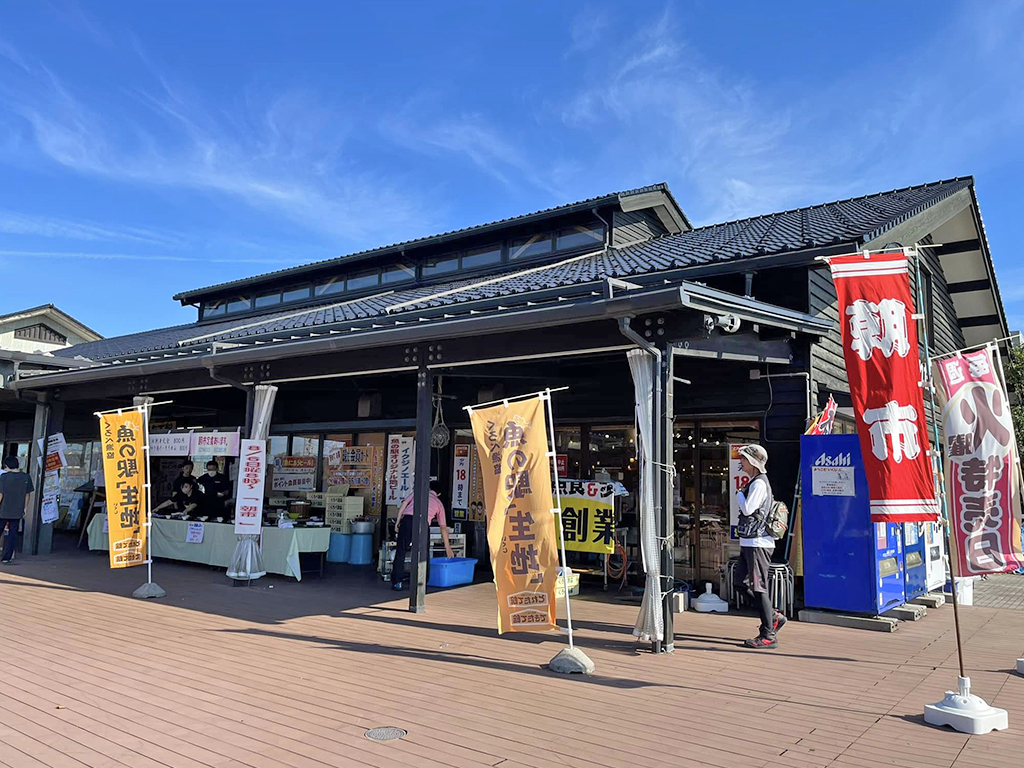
left=2, top=546, right=1024, bottom=768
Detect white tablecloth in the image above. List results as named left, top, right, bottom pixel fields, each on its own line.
left=87, top=516, right=330, bottom=580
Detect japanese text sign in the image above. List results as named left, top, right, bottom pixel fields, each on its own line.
left=186, top=521, right=205, bottom=544
left=274, top=456, right=317, bottom=472
left=469, top=397, right=558, bottom=635
left=385, top=435, right=415, bottom=505
left=829, top=251, right=938, bottom=522
left=452, top=444, right=471, bottom=512
left=234, top=439, right=266, bottom=534
left=98, top=410, right=147, bottom=568
left=149, top=433, right=192, bottom=457
left=189, top=431, right=240, bottom=457
left=554, top=479, right=617, bottom=554
left=936, top=348, right=1023, bottom=575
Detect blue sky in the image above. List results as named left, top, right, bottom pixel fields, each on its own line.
left=2, top=2, right=1023, bottom=337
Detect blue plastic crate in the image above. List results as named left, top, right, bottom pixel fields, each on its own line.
left=427, top=557, right=478, bottom=588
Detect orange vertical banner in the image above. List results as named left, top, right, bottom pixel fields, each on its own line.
left=469, top=397, right=559, bottom=634
left=99, top=410, right=148, bottom=568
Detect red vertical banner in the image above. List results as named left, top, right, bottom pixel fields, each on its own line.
left=829, top=251, right=938, bottom=522
left=935, top=348, right=1024, bottom=575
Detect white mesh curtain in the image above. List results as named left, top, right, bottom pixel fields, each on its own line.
left=227, top=384, right=278, bottom=581
left=627, top=350, right=664, bottom=643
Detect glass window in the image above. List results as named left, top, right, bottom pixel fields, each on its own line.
left=284, top=285, right=312, bottom=302
left=255, top=291, right=282, bottom=309
left=202, top=300, right=227, bottom=318
left=556, top=224, right=604, bottom=251
left=462, top=244, right=502, bottom=269
left=267, top=436, right=290, bottom=464
left=422, top=255, right=459, bottom=277
left=346, top=270, right=379, bottom=292
left=382, top=263, right=416, bottom=285
left=227, top=295, right=252, bottom=313
left=509, top=234, right=552, bottom=260
left=554, top=428, right=582, bottom=478
left=588, top=427, right=637, bottom=493
left=292, top=435, right=320, bottom=457
left=315, top=277, right=346, bottom=297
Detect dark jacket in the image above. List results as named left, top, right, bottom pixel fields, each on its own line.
left=735, top=474, right=774, bottom=540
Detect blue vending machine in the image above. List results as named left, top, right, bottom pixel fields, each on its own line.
left=902, top=523, right=928, bottom=601
left=802, top=434, right=906, bottom=615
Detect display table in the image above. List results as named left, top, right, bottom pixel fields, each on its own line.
left=87, top=516, right=330, bottom=581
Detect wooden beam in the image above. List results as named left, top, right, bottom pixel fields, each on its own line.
left=862, top=188, right=972, bottom=251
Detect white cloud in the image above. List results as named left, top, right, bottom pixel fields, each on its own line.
left=567, top=9, right=609, bottom=56
left=0, top=249, right=294, bottom=264
left=0, top=210, right=185, bottom=246
left=0, top=41, right=438, bottom=247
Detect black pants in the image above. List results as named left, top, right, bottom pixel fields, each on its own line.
left=1, top=519, right=20, bottom=561
left=737, top=546, right=776, bottom=639
left=391, top=516, right=429, bottom=585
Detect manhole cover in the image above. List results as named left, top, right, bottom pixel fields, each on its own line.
left=364, top=727, right=407, bottom=742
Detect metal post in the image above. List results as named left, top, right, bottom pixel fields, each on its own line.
left=660, top=347, right=675, bottom=652
left=650, top=351, right=664, bottom=654
left=23, top=394, right=51, bottom=557
left=409, top=364, right=433, bottom=613
left=544, top=389, right=575, bottom=649
left=913, top=248, right=966, bottom=679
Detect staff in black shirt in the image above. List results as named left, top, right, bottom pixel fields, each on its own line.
left=196, top=460, right=231, bottom=514
left=172, top=461, right=196, bottom=495
left=154, top=478, right=201, bottom=515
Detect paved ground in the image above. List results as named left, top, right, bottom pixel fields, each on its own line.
left=2, top=542, right=1024, bottom=768
left=973, top=572, right=1024, bottom=610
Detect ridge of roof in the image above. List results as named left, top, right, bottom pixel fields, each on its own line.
left=172, top=182, right=680, bottom=303
left=0, top=303, right=104, bottom=340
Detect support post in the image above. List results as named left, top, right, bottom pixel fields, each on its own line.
left=409, top=364, right=433, bottom=613
left=243, top=385, right=256, bottom=440
left=36, top=401, right=65, bottom=556
left=23, top=394, right=51, bottom=557
left=660, top=347, right=675, bottom=651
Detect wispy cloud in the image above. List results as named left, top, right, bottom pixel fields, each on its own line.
left=566, top=8, right=609, bottom=56
left=0, top=38, right=437, bottom=247
left=0, top=249, right=295, bottom=264
left=0, top=210, right=184, bottom=246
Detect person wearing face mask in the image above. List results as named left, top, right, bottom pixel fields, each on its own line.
left=196, top=460, right=231, bottom=516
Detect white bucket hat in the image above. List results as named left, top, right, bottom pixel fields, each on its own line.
left=737, top=444, right=768, bottom=474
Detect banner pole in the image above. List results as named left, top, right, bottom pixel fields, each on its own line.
left=912, top=247, right=965, bottom=678
left=133, top=401, right=166, bottom=600
left=543, top=388, right=574, bottom=650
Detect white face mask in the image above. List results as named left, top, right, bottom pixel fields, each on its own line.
left=207, top=470, right=217, bottom=477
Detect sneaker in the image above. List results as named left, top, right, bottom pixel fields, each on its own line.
left=773, top=612, right=787, bottom=633
left=0, top=559, right=10, bottom=565
left=743, top=635, right=778, bottom=650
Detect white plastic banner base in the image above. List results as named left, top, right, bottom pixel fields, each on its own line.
left=923, top=677, right=1008, bottom=735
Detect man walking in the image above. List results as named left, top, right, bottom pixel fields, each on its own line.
left=0, top=456, right=35, bottom=564
left=733, top=444, right=786, bottom=649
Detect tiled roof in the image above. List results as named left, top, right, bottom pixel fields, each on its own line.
left=57, top=177, right=973, bottom=364
left=172, top=183, right=686, bottom=302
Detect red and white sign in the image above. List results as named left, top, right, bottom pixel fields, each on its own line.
left=190, top=431, right=240, bottom=457
left=234, top=439, right=266, bottom=534
left=936, top=348, right=1023, bottom=575
left=829, top=251, right=938, bottom=523
left=806, top=395, right=838, bottom=436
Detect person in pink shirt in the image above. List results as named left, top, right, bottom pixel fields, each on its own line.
left=391, top=481, right=455, bottom=591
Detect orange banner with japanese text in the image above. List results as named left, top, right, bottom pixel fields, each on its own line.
left=99, top=410, right=148, bottom=568
left=469, top=397, right=559, bottom=634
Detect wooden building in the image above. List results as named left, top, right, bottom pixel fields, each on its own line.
left=4, top=177, right=1010, bottom=647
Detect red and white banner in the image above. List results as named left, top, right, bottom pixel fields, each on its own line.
left=830, top=251, right=938, bottom=522
left=806, top=394, right=838, bottom=435
left=935, top=348, right=1024, bottom=575
left=234, top=439, right=266, bottom=534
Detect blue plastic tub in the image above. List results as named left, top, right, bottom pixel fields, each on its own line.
left=427, top=557, right=478, bottom=588
left=326, top=533, right=352, bottom=563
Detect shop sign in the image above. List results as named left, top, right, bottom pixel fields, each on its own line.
left=149, top=433, right=192, bottom=457
left=271, top=472, right=316, bottom=491
left=186, top=522, right=205, bottom=543
left=98, top=410, right=147, bottom=568
left=385, top=435, right=414, bottom=505
left=936, top=348, right=1024, bottom=575
left=368, top=446, right=385, bottom=517
left=327, top=468, right=372, bottom=488
left=452, top=445, right=470, bottom=515
left=829, top=251, right=938, bottom=522
left=190, top=431, right=240, bottom=457
left=339, top=447, right=373, bottom=465
left=554, top=479, right=617, bottom=555
left=469, top=396, right=559, bottom=634
left=149, top=419, right=177, bottom=431
left=43, top=432, right=67, bottom=471
left=234, top=439, right=266, bottom=535
left=728, top=445, right=752, bottom=540
left=555, top=454, right=568, bottom=477
left=810, top=450, right=856, bottom=497
left=274, top=456, right=317, bottom=472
